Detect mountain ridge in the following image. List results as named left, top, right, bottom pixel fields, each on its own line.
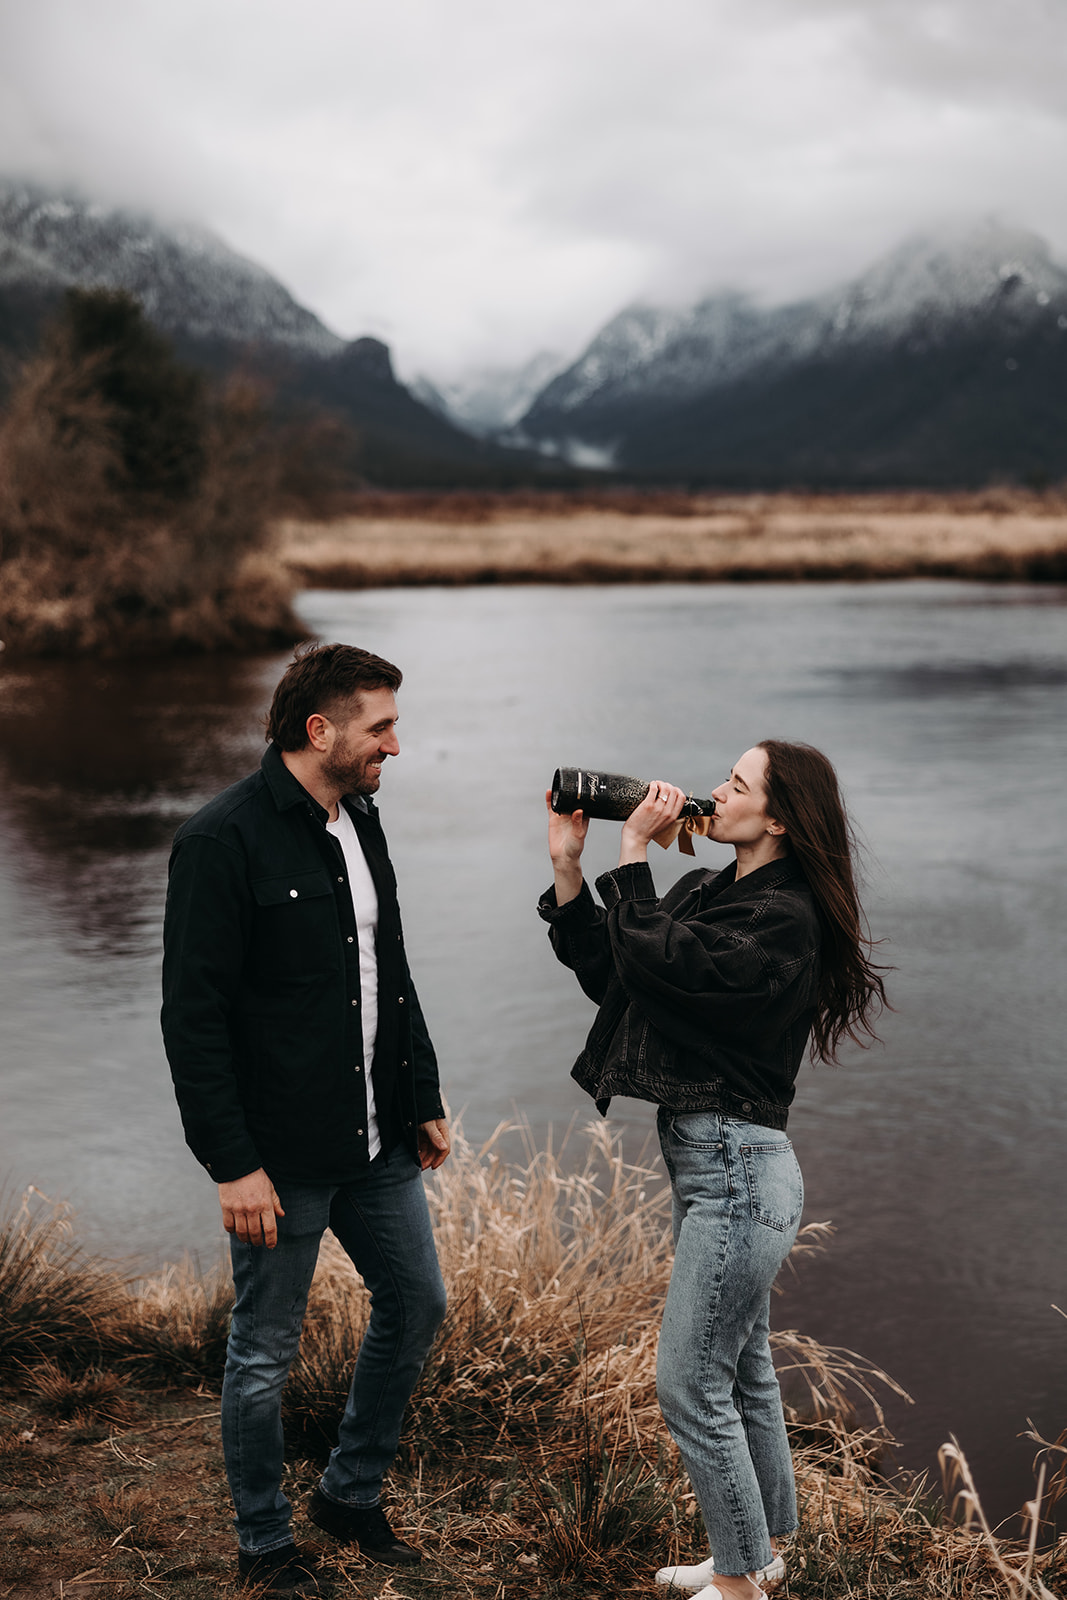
left=0, top=178, right=569, bottom=487
left=515, top=221, right=1067, bottom=485
left=0, top=180, right=344, bottom=357
left=4, top=182, right=1065, bottom=488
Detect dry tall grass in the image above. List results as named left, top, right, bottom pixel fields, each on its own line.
left=279, top=490, right=1067, bottom=588
left=1, top=1129, right=1064, bottom=1596
left=0, top=1187, right=127, bottom=1372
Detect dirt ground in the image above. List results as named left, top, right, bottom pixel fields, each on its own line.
left=0, top=1381, right=636, bottom=1600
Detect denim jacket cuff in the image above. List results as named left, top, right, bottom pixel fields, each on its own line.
left=595, top=861, right=658, bottom=909
left=537, top=878, right=599, bottom=925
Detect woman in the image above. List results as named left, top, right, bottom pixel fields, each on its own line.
left=539, top=741, right=886, bottom=1600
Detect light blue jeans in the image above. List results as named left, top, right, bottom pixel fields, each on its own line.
left=221, top=1149, right=446, bottom=1555
left=656, top=1110, right=803, bottom=1577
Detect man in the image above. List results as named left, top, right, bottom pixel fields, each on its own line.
left=162, top=643, right=449, bottom=1596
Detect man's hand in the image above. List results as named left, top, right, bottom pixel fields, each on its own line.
left=418, top=1119, right=451, bottom=1171
left=218, top=1169, right=285, bottom=1248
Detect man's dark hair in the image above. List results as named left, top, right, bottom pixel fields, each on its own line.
left=265, top=643, right=403, bottom=751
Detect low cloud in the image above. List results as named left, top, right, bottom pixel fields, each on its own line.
left=2, top=0, right=1065, bottom=376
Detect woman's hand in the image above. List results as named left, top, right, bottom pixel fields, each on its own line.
left=619, top=781, right=687, bottom=866
left=546, top=790, right=588, bottom=905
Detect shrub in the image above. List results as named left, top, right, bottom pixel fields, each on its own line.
left=0, top=289, right=300, bottom=655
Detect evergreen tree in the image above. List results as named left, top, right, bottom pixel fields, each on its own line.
left=55, top=288, right=207, bottom=502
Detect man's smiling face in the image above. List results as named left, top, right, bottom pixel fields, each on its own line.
left=320, top=686, right=400, bottom=795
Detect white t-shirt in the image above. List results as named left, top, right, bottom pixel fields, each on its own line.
left=325, top=804, right=381, bottom=1160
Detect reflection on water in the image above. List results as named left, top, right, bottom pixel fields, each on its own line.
left=821, top=658, right=1067, bottom=694
left=0, top=580, right=1065, bottom=1528
left=0, top=656, right=273, bottom=954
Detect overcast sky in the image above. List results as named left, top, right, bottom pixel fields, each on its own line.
left=2, top=0, right=1066, bottom=380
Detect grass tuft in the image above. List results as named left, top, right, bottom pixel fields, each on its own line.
left=112, top=1259, right=235, bottom=1383
left=24, top=1360, right=132, bottom=1421
left=0, top=1187, right=126, bottom=1372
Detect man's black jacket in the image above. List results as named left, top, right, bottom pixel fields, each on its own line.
left=161, top=744, right=444, bottom=1185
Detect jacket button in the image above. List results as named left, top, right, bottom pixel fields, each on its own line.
left=357, top=1128, right=364, bottom=1136
left=289, top=889, right=299, bottom=898
left=741, top=1101, right=752, bottom=1112
left=400, top=1059, right=408, bottom=1068
left=354, top=1065, right=362, bottom=1074
left=351, top=999, right=359, bottom=1007
left=337, top=876, right=344, bottom=884
left=347, top=936, right=354, bottom=944
left=398, top=995, right=405, bottom=1005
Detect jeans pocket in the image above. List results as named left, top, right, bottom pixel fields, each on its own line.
left=668, top=1111, right=724, bottom=1150
left=741, top=1141, right=803, bottom=1231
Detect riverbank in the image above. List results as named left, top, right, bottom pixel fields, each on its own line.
left=278, top=490, right=1067, bottom=588
left=1, top=1126, right=1062, bottom=1599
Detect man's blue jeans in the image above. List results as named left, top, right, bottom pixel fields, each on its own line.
left=656, top=1110, right=803, bottom=1577
left=221, top=1149, right=446, bottom=1555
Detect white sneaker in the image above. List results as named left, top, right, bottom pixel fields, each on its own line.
left=690, top=1584, right=765, bottom=1600
left=655, top=1553, right=786, bottom=1593
left=757, top=1556, right=787, bottom=1590
left=655, top=1554, right=717, bottom=1592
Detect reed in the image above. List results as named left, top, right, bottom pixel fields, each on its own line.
left=0, top=1187, right=126, bottom=1372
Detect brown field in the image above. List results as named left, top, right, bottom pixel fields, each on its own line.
left=278, top=490, right=1067, bottom=589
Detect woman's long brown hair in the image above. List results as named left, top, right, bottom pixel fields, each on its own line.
left=759, top=740, right=888, bottom=1063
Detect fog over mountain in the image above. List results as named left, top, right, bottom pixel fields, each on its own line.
left=0, top=180, right=342, bottom=357
left=410, top=351, right=567, bottom=438
left=0, top=179, right=555, bottom=486
left=513, top=220, right=1067, bottom=486
left=5, top=0, right=1067, bottom=377
left=2, top=179, right=1065, bottom=487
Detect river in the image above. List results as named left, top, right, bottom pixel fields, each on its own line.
left=0, top=579, right=1064, bottom=1526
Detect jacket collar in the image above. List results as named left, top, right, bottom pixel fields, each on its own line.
left=707, top=852, right=808, bottom=903
left=260, top=742, right=379, bottom=823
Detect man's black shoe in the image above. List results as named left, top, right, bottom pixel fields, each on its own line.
left=237, top=1541, right=321, bottom=1594
left=307, top=1488, right=422, bottom=1565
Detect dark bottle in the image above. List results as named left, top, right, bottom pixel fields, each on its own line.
left=551, top=766, right=716, bottom=821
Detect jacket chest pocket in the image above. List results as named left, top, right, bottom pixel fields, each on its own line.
left=250, top=869, right=339, bottom=979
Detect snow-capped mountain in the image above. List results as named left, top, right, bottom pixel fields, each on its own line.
left=519, top=221, right=1067, bottom=483
left=817, top=221, right=1067, bottom=346
left=520, top=294, right=795, bottom=422
left=0, top=178, right=550, bottom=483
left=0, top=180, right=343, bottom=356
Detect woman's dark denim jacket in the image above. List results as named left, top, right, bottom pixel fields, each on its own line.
left=538, top=855, right=821, bottom=1131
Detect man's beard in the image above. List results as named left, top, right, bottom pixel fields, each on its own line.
left=323, top=736, right=383, bottom=795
